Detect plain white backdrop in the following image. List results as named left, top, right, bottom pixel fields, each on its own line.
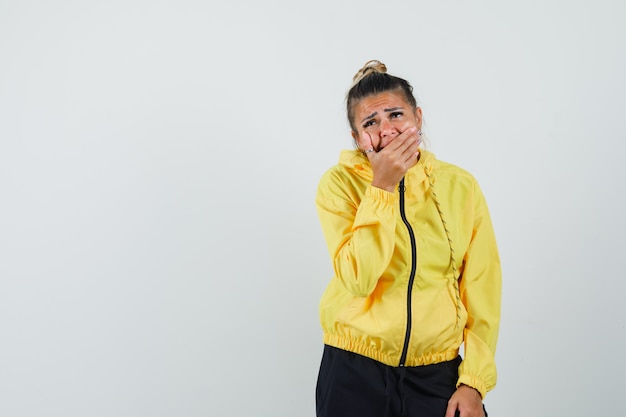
left=1, top=1, right=625, bottom=416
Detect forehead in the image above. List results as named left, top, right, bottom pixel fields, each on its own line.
left=354, top=91, right=410, bottom=115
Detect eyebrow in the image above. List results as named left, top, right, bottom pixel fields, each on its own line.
left=360, top=107, right=405, bottom=123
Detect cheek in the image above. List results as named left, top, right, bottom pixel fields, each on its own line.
left=354, top=128, right=379, bottom=149
left=395, top=120, right=415, bottom=131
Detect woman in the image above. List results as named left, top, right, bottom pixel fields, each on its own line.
left=315, top=60, right=501, bottom=417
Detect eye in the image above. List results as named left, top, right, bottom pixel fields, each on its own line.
left=362, top=119, right=376, bottom=128
left=390, top=111, right=403, bottom=119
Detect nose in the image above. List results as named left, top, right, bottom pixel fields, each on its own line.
left=379, top=118, right=397, bottom=139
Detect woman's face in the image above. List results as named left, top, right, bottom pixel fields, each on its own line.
left=351, top=90, right=422, bottom=152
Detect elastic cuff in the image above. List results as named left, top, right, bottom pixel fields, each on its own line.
left=365, top=184, right=398, bottom=204
left=457, top=375, right=487, bottom=399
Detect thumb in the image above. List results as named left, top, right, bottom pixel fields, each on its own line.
left=361, top=132, right=375, bottom=157
left=445, top=398, right=459, bottom=417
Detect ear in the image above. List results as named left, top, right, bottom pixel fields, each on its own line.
left=351, top=129, right=366, bottom=150
left=414, top=107, right=423, bottom=130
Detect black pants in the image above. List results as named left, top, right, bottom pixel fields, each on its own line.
left=316, top=345, right=487, bottom=417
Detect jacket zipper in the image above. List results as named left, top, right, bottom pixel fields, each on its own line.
left=398, top=177, right=417, bottom=367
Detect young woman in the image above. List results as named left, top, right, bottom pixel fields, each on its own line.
left=315, top=60, right=501, bottom=417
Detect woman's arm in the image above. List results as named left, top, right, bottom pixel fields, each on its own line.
left=456, top=179, right=502, bottom=398
left=316, top=172, right=398, bottom=297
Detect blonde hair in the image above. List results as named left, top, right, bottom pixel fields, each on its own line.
left=351, top=60, right=388, bottom=87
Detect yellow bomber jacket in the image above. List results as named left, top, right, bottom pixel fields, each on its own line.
left=316, top=149, right=501, bottom=398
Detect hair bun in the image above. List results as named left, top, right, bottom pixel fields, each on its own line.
left=352, top=60, right=387, bottom=85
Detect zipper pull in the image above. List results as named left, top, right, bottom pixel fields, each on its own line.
left=398, top=178, right=406, bottom=193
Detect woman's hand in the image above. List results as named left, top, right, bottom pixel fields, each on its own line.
left=445, top=385, right=485, bottom=417
left=361, top=127, right=421, bottom=192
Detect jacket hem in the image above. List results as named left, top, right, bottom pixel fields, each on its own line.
left=323, top=333, right=459, bottom=368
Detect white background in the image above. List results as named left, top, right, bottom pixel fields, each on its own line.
left=1, top=1, right=625, bottom=416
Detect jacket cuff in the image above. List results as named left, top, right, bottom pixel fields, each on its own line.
left=457, top=374, right=487, bottom=399
left=365, top=184, right=398, bottom=204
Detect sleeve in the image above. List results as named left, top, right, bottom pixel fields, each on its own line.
left=315, top=171, right=398, bottom=297
left=456, top=180, right=502, bottom=398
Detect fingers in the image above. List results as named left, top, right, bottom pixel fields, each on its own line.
left=389, top=127, right=420, bottom=163
left=386, top=127, right=419, bottom=153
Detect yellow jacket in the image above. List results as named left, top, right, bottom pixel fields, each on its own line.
left=316, top=149, right=501, bottom=398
